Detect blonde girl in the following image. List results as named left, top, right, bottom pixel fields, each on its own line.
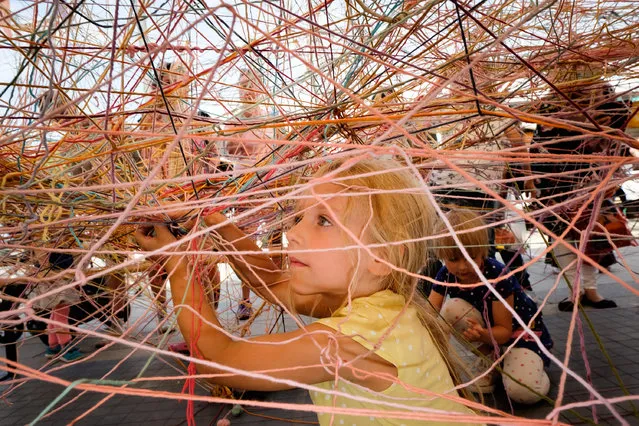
left=135, top=157, right=481, bottom=425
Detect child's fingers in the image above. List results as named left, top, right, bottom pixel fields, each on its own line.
left=152, top=224, right=179, bottom=243
left=172, top=216, right=198, bottom=233
left=134, top=225, right=177, bottom=251
left=135, top=224, right=156, bottom=239
left=462, top=319, right=483, bottom=341
left=134, top=226, right=156, bottom=250
left=462, top=329, right=478, bottom=341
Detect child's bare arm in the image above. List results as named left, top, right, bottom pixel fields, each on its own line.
left=202, top=212, right=283, bottom=290
left=194, top=321, right=397, bottom=392
left=428, top=291, right=444, bottom=312
left=200, top=212, right=331, bottom=317
left=135, top=224, right=395, bottom=391
left=461, top=296, right=514, bottom=345
left=149, top=209, right=295, bottom=310
left=136, top=211, right=329, bottom=316
left=476, top=296, right=514, bottom=345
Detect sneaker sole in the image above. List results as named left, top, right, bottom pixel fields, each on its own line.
left=59, top=350, right=86, bottom=363
left=59, top=355, right=85, bottom=363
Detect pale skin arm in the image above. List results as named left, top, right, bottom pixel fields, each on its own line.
left=198, top=212, right=331, bottom=317
left=428, top=289, right=513, bottom=345
left=158, top=207, right=330, bottom=316
left=463, top=295, right=514, bottom=345
left=428, top=290, right=444, bottom=312
left=134, top=224, right=396, bottom=391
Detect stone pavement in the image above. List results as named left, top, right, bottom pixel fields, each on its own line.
left=2, top=237, right=639, bottom=426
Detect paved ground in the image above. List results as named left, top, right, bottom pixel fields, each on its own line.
left=2, top=232, right=639, bottom=425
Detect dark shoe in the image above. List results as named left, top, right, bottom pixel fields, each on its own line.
left=558, top=296, right=580, bottom=312
left=597, top=252, right=616, bottom=269
left=582, top=298, right=617, bottom=309
left=45, top=345, right=62, bottom=358
left=0, top=373, right=14, bottom=382
left=60, top=347, right=86, bottom=363
left=236, top=301, right=252, bottom=321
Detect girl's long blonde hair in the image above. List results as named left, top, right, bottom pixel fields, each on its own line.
left=316, top=157, right=433, bottom=297
left=314, top=156, right=472, bottom=397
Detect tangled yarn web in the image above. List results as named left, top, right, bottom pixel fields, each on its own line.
left=1, top=0, right=639, bottom=424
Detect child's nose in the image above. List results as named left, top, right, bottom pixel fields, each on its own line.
left=286, top=222, right=302, bottom=246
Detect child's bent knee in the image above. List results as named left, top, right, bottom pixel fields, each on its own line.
left=502, top=347, right=550, bottom=404
left=502, top=371, right=550, bottom=404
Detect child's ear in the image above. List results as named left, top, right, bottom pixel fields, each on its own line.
left=367, top=245, right=403, bottom=277
left=368, top=257, right=393, bottom=277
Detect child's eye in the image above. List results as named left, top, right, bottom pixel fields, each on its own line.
left=318, top=215, right=332, bottom=227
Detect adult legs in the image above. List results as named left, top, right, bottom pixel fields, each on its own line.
left=237, top=286, right=252, bottom=321
left=105, top=272, right=128, bottom=322
left=48, top=304, right=72, bottom=348
left=1, top=343, right=18, bottom=381
left=1, top=284, right=24, bottom=378
left=554, top=243, right=616, bottom=309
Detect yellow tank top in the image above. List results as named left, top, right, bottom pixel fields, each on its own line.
left=311, top=290, right=480, bottom=426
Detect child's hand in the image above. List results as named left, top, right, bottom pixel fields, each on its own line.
left=134, top=224, right=178, bottom=253
left=462, top=317, right=486, bottom=343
